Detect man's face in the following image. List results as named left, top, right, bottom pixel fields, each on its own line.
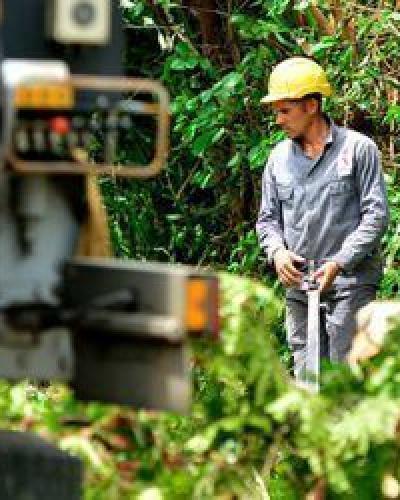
left=272, top=99, right=314, bottom=139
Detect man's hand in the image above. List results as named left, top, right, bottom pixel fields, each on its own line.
left=314, top=261, right=341, bottom=293
left=274, top=248, right=305, bottom=288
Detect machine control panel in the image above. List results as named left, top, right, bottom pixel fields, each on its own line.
left=13, top=110, right=134, bottom=160
left=7, top=76, right=170, bottom=178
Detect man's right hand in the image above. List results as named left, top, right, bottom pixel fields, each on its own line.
left=273, top=248, right=305, bottom=288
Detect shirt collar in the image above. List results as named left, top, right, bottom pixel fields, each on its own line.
left=325, top=115, right=337, bottom=146
left=292, top=115, right=337, bottom=155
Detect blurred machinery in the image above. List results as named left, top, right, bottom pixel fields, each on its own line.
left=0, top=2, right=218, bottom=498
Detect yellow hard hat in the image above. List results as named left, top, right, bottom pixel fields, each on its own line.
left=260, top=57, right=332, bottom=104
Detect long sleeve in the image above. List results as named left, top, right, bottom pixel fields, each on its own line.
left=332, top=140, right=389, bottom=271
left=256, top=160, right=285, bottom=264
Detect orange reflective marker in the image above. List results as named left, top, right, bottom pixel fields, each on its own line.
left=14, top=83, right=74, bottom=109
left=186, top=279, right=208, bottom=332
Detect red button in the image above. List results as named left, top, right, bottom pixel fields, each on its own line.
left=49, top=116, right=70, bottom=135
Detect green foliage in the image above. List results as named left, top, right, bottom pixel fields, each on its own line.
left=4, top=274, right=400, bottom=498
left=4, top=1, right=399, bottom=498
left=380, top=171, right=400, bottom=297
left=98, top=4, right=400, bottom=494
left=111, top=0, right=399, bottom=284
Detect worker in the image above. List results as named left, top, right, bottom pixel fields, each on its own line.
left=256, top=57, right=389, bottom=378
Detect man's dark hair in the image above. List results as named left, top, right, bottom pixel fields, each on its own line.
left=301, top=93, right=323, bottom=112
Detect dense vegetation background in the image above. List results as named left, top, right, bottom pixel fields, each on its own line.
left=106, top=0, right=399, bottom=290
left=2, top=1, right=400, bottom=499
left=104, top=1, right=400, bottom=496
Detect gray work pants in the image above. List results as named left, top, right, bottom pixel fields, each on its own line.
left=286, top=286, right=376, bottom=378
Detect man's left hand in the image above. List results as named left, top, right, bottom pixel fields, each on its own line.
left=313, top=261, right=341, bottom=293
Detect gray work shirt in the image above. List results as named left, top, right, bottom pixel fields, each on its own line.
left=256, top=120, right=389, bottom=298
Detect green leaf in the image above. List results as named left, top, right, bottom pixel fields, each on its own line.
left=191, top=130, right=216, bottom=156
left=186, top=425, right=219, bottom=453
left=170, top=57, right=198, bottom=70
left=191, top=128, right=225, bottom=156
left=221, top=72, right=243, bottom=90
left=385, top=105, right=400, bottom=124
left=227, top=152, right=241, bottom=168
left=269, top=0, right=291, bottom=16
left=248, top=140, right=271, bottom=170
left=175, top=41, right=192, bottom=57
left=185, top=97, right=198, bottom=112
left=169, top=58, right=188, bottom=70
left=212, top=127, right=226, bottom=143
left=166, top=214, right=183, bottom=221
left=310, top=36, right=338, bottom=57
left=231, top=14, right=289, bottom=40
